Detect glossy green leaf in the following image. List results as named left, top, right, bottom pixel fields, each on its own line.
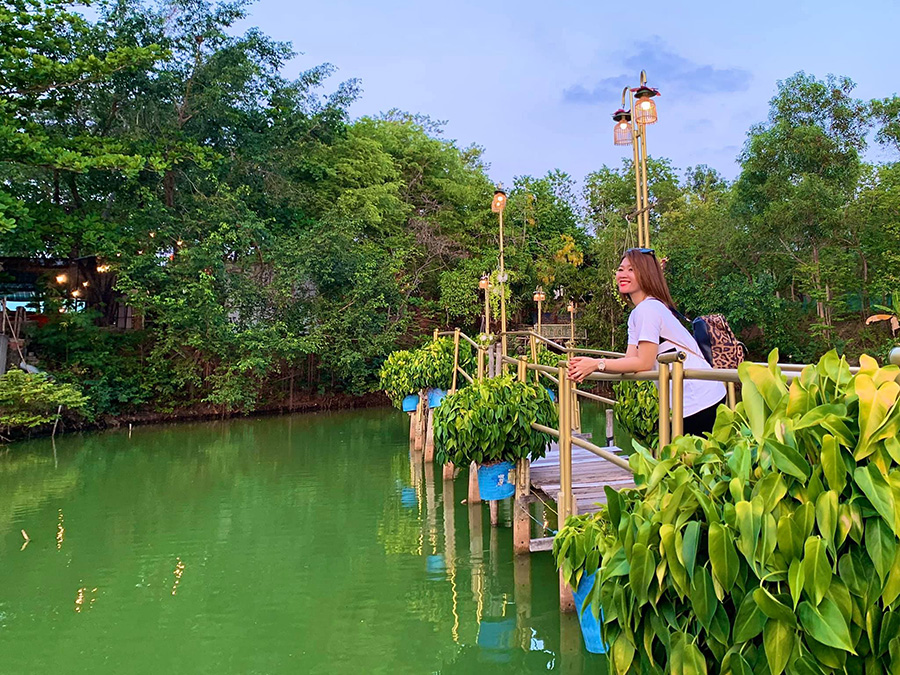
left=691, top=567, right=717, bottom=631
left=763, top=619, right=795, bottom=675
left=788, top=558, right=805, bottom=610
left=629, top=543, right=655, bottom=606
left=754, top=586, right=797, bottom=626
left=866, top=517, right=896, bottom=584
left=611, top=631, right=635, bottom=675
left=767, top=439, right=811, bottom=481
left=734, top=591, right=767, bottom=642
left=816, top=490, right=838, bottom=553
left=802, top=537, right=832, bottom=606
left=821, top=434, right=847, bottom=494
left=855, top=464, right=897, bottom=533
left=708, top=522, right=739, bottom=592
left=682, top=521, right=700, bottom=580
left=798, top=597, right=857, bottom=653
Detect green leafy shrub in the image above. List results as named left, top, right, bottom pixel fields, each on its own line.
left=553, top=511, right=608, bottom=591
left=529, top=347, right=564, bottom=368
left=433, top=375, right=557, bottom=467
left=612, top=380, right=659, bottom=451
left=0, top=370, right=89, bottom=432
left=568, top=349, right=900, bottom=675
left=379, top=337, right=475, bottom=408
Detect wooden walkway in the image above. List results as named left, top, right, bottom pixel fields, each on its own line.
left=530, top=437, right=634, bottom=515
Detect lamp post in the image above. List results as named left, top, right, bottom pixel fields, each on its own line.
left=612, top=70, right=660, bottom=249
left=491, top=186, right=508, bottom=363
left=533, top=287, right=546, bottom=335
left=479, top=273, right=491, bottom=334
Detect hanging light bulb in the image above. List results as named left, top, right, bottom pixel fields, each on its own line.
left=612, top=109, right=633, bottom=146
left=632, top=85, right=660, bottom=125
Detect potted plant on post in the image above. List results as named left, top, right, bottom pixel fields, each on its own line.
left=432, top=375, right=557, bottom=500
left=553, top=511, right=610, bottom=654
left=379, top=349, right=420, bottom=412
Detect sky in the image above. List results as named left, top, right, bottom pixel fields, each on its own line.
left=235, top=0, right=900, bottom=186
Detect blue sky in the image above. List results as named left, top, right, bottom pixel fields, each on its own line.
left=237, top=0, right=899, bottom=185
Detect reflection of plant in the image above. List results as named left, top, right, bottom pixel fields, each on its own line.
left=433, top=375, right=557, bottom=467
left=580, top=350, right=900, bottom=675
left=0, top=370, right=88, bottom=432
left=866, top=291, right=900, bottom=335
left=612, top=380, right=659, bottom=451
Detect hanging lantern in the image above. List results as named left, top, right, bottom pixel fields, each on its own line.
left=479, top=274, right=490, bottom=290
left=632, top=86, right=660, bottom=125
left=491, top=188, right=507, bottom=213
left=533, top=287, right=546, bottom=303
left=612, top=109, right=633, bottom=146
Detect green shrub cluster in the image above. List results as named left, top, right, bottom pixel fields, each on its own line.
left=556, top=349, right=900, bottom=675
left=378, top=337, right=474, bottom=408
left=0, top=370, right=88, bottom=432
left=433, top=375, right=557, bottom=467
left=612, top=380, right=660, bottom=451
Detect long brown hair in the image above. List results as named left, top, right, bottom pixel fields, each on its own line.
left=620, top=249, right=677, bottom=310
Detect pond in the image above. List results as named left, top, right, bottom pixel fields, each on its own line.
left=0, top=408, right=610, bottom=674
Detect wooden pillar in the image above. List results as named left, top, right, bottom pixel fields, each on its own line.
left=468, top=462, right=481, bottom=505
left=414, top=391, right=426, bottom=452
left=424, top=408, right=435, bottom=462
left=442, top=462, right=455, bottom=480
left=489, top=500, right=499, bottom=527
left=558, top=366, right=576, bottom=613
left=513, top=458, right=531, bottom=555
left=606, top=408, right=615, bottom=447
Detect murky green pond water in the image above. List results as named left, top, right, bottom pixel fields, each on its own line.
left=0, top=408, right=608, bottom=674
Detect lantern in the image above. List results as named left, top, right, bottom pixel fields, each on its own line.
left=612, top=109, right=633, bottom=146
left=491, top=188, right=507, bottom=213
left=632, top=85, right=660, bottom=125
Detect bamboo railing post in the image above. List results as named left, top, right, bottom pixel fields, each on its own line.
left=529, top=335, right=538, bottom=383
left=658, top=363, right=670, bottom=452
left=605, top=408, right=615, bottom=447
left=424, top=407, right=435, bottom=462
left=671, top=360, right=685, bottom=439
left=727, top=382, right=737, bottom=410
left=450, top=328, right=460, bottom=394
left=433, top=328, right=439, bottom=341
left=558, top=366, right=576, bottom=612
left=514, top=357, right=531, bottom=554
left=477, top=344, right=485, bottom=380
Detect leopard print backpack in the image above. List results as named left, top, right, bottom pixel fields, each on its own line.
left=690, top=313, right=746, bottom=369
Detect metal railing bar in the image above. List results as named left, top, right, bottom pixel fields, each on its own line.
left=574, top=388, right=616, bottom=406
left=571, top=436, right=632, bottom=472
left=531, top=422, right=561, bottom=439
left=456, top=367, right=474, bottom=384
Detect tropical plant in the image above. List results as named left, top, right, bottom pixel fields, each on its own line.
left=529, top=347, right=564, bottom=369
left=612, top=380, right=659, bottom=451
left=0, top=370, right=88, bottom=432
left=378, top=337, right=475, bottom=408
left=570, top=349, right=900, bottom=675
left=378, top=349, right=417, bottom=408
left=433, top=375, right=557, bottom=467
left=553, top=512, right=608, bottom=592
left=866, top=291, right=900, bottom=335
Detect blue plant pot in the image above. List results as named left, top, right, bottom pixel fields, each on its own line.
left=477, top=461, right=515, bottom=500
left=402, top=394, right=419, bottom=412
left=546, top=388, right=558, bottom=403
left=477, top=617, right=516, bottom=662
left=427, top=388, right=447, bottom=409
left=571, top=572, right=608, bottom=654
left=400, top=487, right=417, bottom=509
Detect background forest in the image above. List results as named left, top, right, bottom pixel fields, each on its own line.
left=2, top=0, right=899, bottom=420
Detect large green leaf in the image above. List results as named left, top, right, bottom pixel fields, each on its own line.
left=682, top=641, right=708, bottom=675
left=734, top=591, right=767, bottom=642
left=854, top=465, right=897, bottom=534
left=691, top=567, right=718, bottom=631
left=816, top=490, right=838, bottom=554
left=798, top=597, right=857, bottom=653
left=682, top=522, right=701, bottom=580
left=788, top=558, right=805, bottom=610
left=708, top=522, right=739, bottom=592
left=611, top=631, right=636, bottom=675
left=866, top=517, right=896, bottom=584
left=802, top=537, right=832, bottom=606
left=763, top=619, right=795, bottom=675
left=754, top=587, right=797, bottom=626
left=629, top=543, right=655, bottom=606
left=820, top=434, right=846, bottom=493
left=766, top=439, right=811, bottom=481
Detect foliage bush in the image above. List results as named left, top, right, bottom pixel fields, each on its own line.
left=0, top=370, right=88, bottom=432
left=378, top=337, right=475, bottom=408
left=529, top=347, right=564, bottom=369
left=612, top=380, right=659, bottom=452
left=433, top=375, right=557, bottom=467
left=557, top=349, right=900, bottom=675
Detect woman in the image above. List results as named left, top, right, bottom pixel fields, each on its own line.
left=568, top=248, right=726, bottom=437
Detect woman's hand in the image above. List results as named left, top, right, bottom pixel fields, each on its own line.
left=567, top=357, right=600, bottom=383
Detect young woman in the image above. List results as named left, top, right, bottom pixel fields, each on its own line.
left=567, top=248, right=726, bottom=437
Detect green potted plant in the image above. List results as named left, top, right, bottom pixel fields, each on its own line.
left=581, top=349, right=900, bottom=674
left=379, top=338, right=475, bottom=412
left=433, top=375, right=557, bottom=500
left=379, top=349, right=420, bottom=412
left=553, top=512, right=610, bottom=654
left=611, top=379, right=658, bottom=451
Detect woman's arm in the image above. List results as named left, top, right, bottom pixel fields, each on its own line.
left=567, top=342, right=657, bottom=383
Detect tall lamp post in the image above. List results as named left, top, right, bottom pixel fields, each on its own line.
left=491, top=187, right=508, bottom=363
left=533, top=287, right=545, bottom=335
left=479, top=274, right=491, bottom=334
left=612, top=70, right=660, bottom=249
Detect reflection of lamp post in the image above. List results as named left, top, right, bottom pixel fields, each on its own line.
left=567, top=300, right=576, bottom=347
left=533, top=287, right=545, bottom=335
left=611, top=70, right=660, bottom=249
left=479, top=274, right=491, bottom=334
left=491, top=187, right=508, bottom=361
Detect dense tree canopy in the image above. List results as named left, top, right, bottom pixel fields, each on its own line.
left=2, top=1, right=898, bottom=418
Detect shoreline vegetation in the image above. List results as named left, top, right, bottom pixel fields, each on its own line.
left=1, top=0, right=898, bottom=443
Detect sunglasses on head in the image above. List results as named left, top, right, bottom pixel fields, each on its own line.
left=626, top=247, right=655, bottom=256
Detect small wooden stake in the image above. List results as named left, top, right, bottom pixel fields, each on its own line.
left=513, top=459, right=531, bottom=554
left=467, top=462, right=481, bottom=504
left=424, top=408, right=435, bottom=462
left=489, top=499, right=499, bottom=527
left=606, top=408, right=615, bottom=447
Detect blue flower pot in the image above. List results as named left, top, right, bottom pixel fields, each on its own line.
left=400, top=487, right=417, bottom=509
left=571, top=572, right=608, bottom=654
left=546, top=388, right=558, bottom=403
left=428, top=388, right=447, bottom=409
left=402, top=394, right=419, bottom=412
left=477, top=461, right=515, bottom=500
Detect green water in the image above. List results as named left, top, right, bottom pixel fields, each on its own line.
left=0, top=409, right=607, bottom=674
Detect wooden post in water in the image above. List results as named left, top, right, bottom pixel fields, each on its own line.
left=557, top=366, right=576, bottom=613
left=606, top=408, right=615, bottom=447
left=468, top=463, right=481, bottom=504
left=424, top=407, right=435, bottom=462
left=513, top=358, right=532, bottom=554
left=414, top=391, right=427, bottom=453
left=489, top=500, right=499, bottom=527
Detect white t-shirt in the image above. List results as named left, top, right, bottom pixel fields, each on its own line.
left=627, top=298, right=726, bottom=417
